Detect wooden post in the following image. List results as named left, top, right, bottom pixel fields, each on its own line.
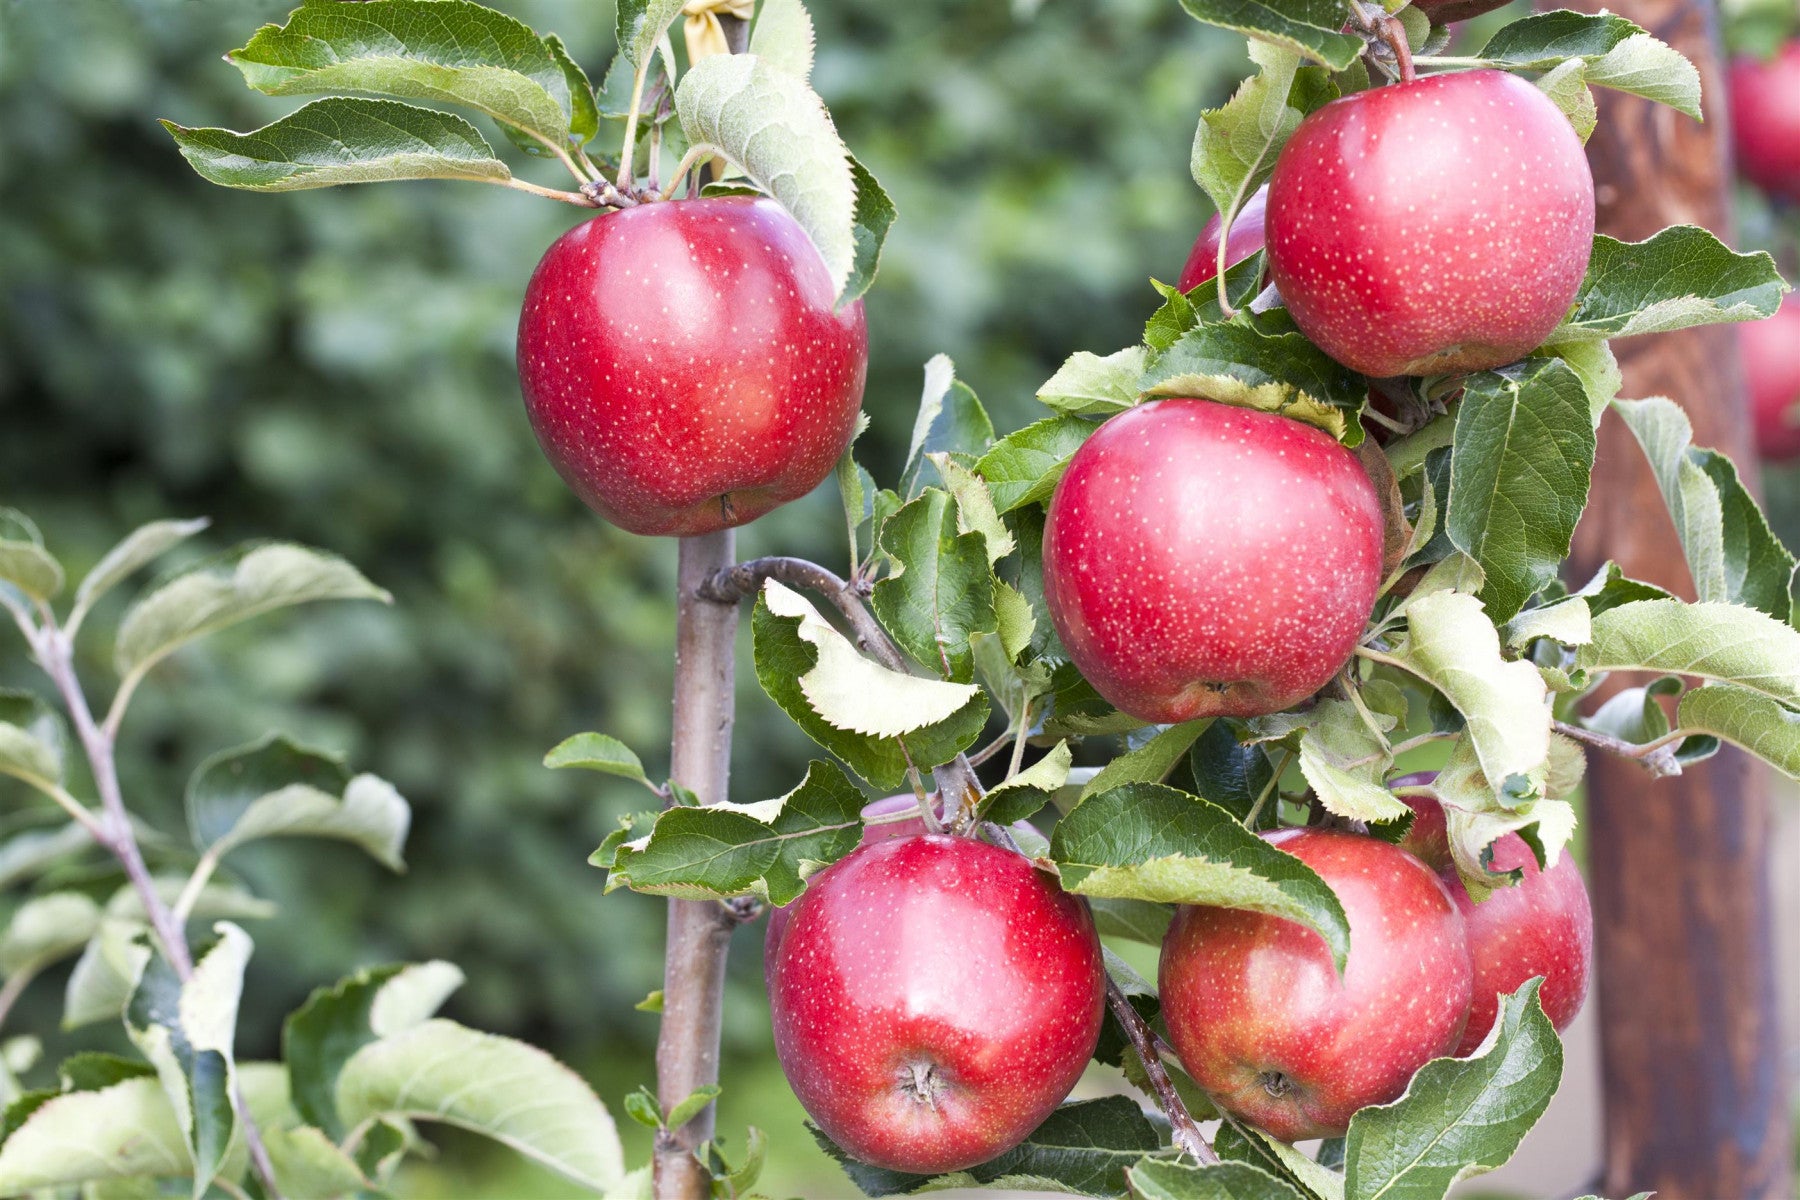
left=1547, top=1, right=1795, bottom=1195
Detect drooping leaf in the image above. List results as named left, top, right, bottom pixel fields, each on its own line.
left=1342, top=982, right=1562, bottom=1200
left=974, top=416, right=1097, bottom=514
left=604, top=760, right=864, bottom=905
left=1549, top=228, right=1787, bottom=343
left=1215, top=1122, right=1346, bottom=1200
left=115, top=542, right=389, bottom=688
left=0, top=1076, right=187, bottom=1193
left=1446, top=359, right=1595, bottom=622
left=68, top=517, right=209, bottom=632
left=870, top=488, right=996, bottom=684
left=844, top=155, right=897, bottom=307
left=1582, top=598, right=1800, bottom=708
left=1174, top=0, right=1363, bottom=71
left=1190, top=41, right=1305, bottom=218
left=981, top=740, right=1072, bottom=825
left=283, top=960, right=464, bottom=1136
left=334, top=1018, right=625, bottom=1193
left=900, top=356, right=996, bottom=498
left=812, top=1095, right=1164, bottom=1197
left=676, top=53, right=859, bottom=300
left=1296, top=701, right=1410, bottom=824
left=1188, top=721, right=1278, bottom=827
left=163, top=98, right=512, bottom=192
left=1580, top=676, right=1718, bottom=768
left=1051, top=783, right=1350, bottom=971
left=1675, top=685, right=1800, bottom=780
left=930, top=455, right=1015, bottom=564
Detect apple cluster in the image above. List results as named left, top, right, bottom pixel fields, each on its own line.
left=1730, top=40, right=1800, bottom=461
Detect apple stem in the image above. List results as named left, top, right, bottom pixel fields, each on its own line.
left=1105, top=980, right=1218, bottom=1163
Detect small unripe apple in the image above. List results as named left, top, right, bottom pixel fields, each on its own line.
left=1730, top=42, right=1800, bottom=203
left=1266, top=69, right=1595, bottom=377
left=765, top=835, right=1105, bottom=1174
left=1041, top=399, right=1383, bottom=723
left=1742, top=296, right=1800, bottom=461
left=1410, top=0, right=1512, bottom=21
left=1159, top=828, right=1473, bottom=1140
left=1394, top=783, right=1593, bottom=1055
left=516, top=197, right=868, bottom=536
left=1177, top=186, right=1267, bottom=293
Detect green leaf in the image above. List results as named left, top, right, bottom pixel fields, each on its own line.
left=617, top=0, right=685, bottom=69
left=811, top=1095, right=1163, bottom=1197
left=1543, top=341, right=1623, bottom=427
left=1088, top=898, right=1174, bottom=945
left=62, top=919, right=150, bottom=1031
left=0, top=510, right=62, bottom=605
left=1216, top=1123, right=1346, bottom=1200
left=1037, top=348, right=1146, bottom=418
left=1188, top=721, right=1278, bottom=827
left=162, top=98, right=511, bottom=193
left=604, top=760, right=864, bottom=905
left=872, top=489, right=996, bottom=682
left=974, top=416, right=1096, bottom=515
left=1174, top=0, right=1363, bottom=71
left=1504, top=598, right=1592, bottom=652
left=125, top=923, right=253, bottom=1196
left=227, top=1, right=586, bottom=152
left=0, top=1076, right=187, bottom=1193
left=666, top=1084, right=721, bottom=1132
left=1343, top=982, right=1562, bottom=1200
left=750, top=0, right=817, bottom=81
left=0, top=892, right=100, bottom=979
left=262, top=1121, right=374, bottom=1198
left=1613, top=397, right=1796, bottom=619
left=544, top=34, right=598, bottom=146
left=1549, top=228, right=1788, bottom=344
left=930, top=455, right=1015, bottom=564
left=116, top=542, right=390, bottom=686
left=1475, top=11, right=1700, bottom=118
left=1390, top=590, right=1552, bottom=794
left=335, top=1018, right=624, bottom=1192
left=981, top=740, right=1072, bottom=826
left=1129, top=1159, right=1306, bottom=1200
left=1532, top=58, right=1597, bottom=142
left=1676, top=685, right=1800, bottom=779
left=1296, top=701, right=1410, bottom=823
left=1051, top=783, right=1350, bottom=972
left=752, top=584, right=987, bottom=790
left=186, top=734, right=408, bottom=871
left=844, top=154, right=897, bottom=307
left=1081, top=721, right=1213, bottom=800
left=901, top=356, right=997, bottom=498
left=1446, top=359, right=1596, bottom=622
left=1582, top=598, right=1800, bottom=708
left=69, top=517, right=209, bottom=631
left=1191, top=42, right=1333, bottom=219
left=1139, top=314, right=1366, bottom=445
left=0, top=823, right=93, bottom=892
left=283, top=960, right=465, bottom=1136
left=0, top=689, right=66, bottom=787
left=676, top=53, right=859, bottom=301
left=544, top=732, right=656, bottom=792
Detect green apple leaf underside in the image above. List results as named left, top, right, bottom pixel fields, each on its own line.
left=1551, top=228, right=1788, bottom=344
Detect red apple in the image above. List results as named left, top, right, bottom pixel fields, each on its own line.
left=1731, top=42, right=1800, bottom=203
left=1395, top=785, right=1593, bottom=1056
left=1177, top=186, right=1267, bottom=293
left=516, top=196, right=868, bottom=536
left=1266, top=69, right=1594, bottom=378
left=1159, top=828, right=1473, bottom=1140
left=1410, top=0, right=1512, bottom=21
left=1742, top=295, right=1800, bottom=461
left=1040, top=400, right=1383, bottom=723
left=765, top=835, right=1105, bottom=1173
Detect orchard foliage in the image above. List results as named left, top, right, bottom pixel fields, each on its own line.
left=2, top=0, right=1792, bottom=1196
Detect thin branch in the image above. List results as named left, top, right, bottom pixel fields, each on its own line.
left=494, top=177, right=601, bottom=207
left=0, top=769, right=108, bottom=841
left=172, top=847, right=222, bottom=924
left=965, top=732, right=1015, bottom=768
left=1552, top=720, right=1684, bottom=778
left=1106, top=980, right=1217, bottom=1163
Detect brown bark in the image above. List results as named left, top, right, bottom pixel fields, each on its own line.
left=1547, top=2, right=1795, bottom=1196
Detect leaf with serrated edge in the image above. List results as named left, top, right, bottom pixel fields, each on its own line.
left=1037, top=347, right=1145, bottom=417
left=982, top=740, right=1073, bottom=825
left=1191, top=41, right=1303, bottom=217
left=1505, top=598, right=1592, bottom=651
left=543, top=732, right=654, bottom=789
left=1549, top=228, right=1788, bottom=343
left=1081, top=721, right=1213, bottom=799
left=975, top=416, right=1097, bottom=514
left=227, top=1, right=579, bottom=149
left=607, top=761, right=864, bottom=905
left=676, top=54, right=857, bottom=299
left=749, top=0, right=816, bottom=80
left=843, top=155, right=896, bottom=307
left=116, top=542, right=389, bottom=684
left=1130, top=1158, right=1307, bottom=1200
left=163, top=99, right=510, bottom=193
left=1677, top=685, right=1800, bottom=779
left=1052, top=783, right=1350, bottom=971
left=1174, top=0, right=1363, bottom=70
left=902, top=356, right=996, bottom=498
left=1218, top=1123, right=1347, bottom=1200
left=335, top=1018, right=624, bottom=1192
left=617, top=0, right=686, bottom=69
left=0, top=1076, right=187, bottom=1192
left=1343, top=982, right=1562, bottom=1200
left=1298, top=701, right=1410, bottom=823
left=70, top=517, right=209, bottom=630
left=1139, top=316, right=1365, bottom=444
left=1392, top=590, right=1551, bottom=791
left=1582, top=598, right=1800, bottom=707
left=869, top=492, right=996, bottom=683
left=931, top=455, right=1015, bottom=563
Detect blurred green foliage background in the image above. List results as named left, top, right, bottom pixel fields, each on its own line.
left=0, top=0, right=1657, bottom=1193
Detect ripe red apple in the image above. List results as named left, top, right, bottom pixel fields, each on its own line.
left=1177, top=186, right=1267, bottom=293
left=1266, top=69, right=1594, bottom=378
left=1040, top=400, right=1383, bottom=723
left=1394, top=783, right=1593, bottom=1056
left=1410, top=0, right=1512, bottom=21
left=765, top=835, right=1105, bottom=1173
left=516, top=196, right=868, bottom=536
left=1731, top=42, right=1800, bottom=203
left=1159, top=828, right=1473, bottom=1140
left=1743, top=296, right=1800, bottom=461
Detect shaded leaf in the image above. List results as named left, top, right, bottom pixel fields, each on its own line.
left=1174, top=0, right=1363, bottom=70
left=1550, top=228, right=1787, bottom=343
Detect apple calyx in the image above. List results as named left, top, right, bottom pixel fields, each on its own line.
left=900, top=1061, right=948, bottom=1110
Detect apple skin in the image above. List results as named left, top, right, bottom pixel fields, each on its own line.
left=516, top=196, right=868, bottom=536
left=1159, top=828, right=1473, bottom=1140
left=765, top=835, right=1105, bottom=1174
left=1177, top=186, right=1267, bottom=293
left=1393, top=782, right=1593, bottom=1056
left=1266, top=69, right=1594, bottom=378
left=1410, top=0, right=1512, bottom=21
left=1041, top=399, right=1383, bottom=723
left=1731, top=42, right=1800, bottom=203
left=1742, top=296, right=1800, bottom=461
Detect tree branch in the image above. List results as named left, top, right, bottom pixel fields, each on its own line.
left=1552, top=720, right=1683, bottom=778
left=1106, top=980, right=1217, bottom=1163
